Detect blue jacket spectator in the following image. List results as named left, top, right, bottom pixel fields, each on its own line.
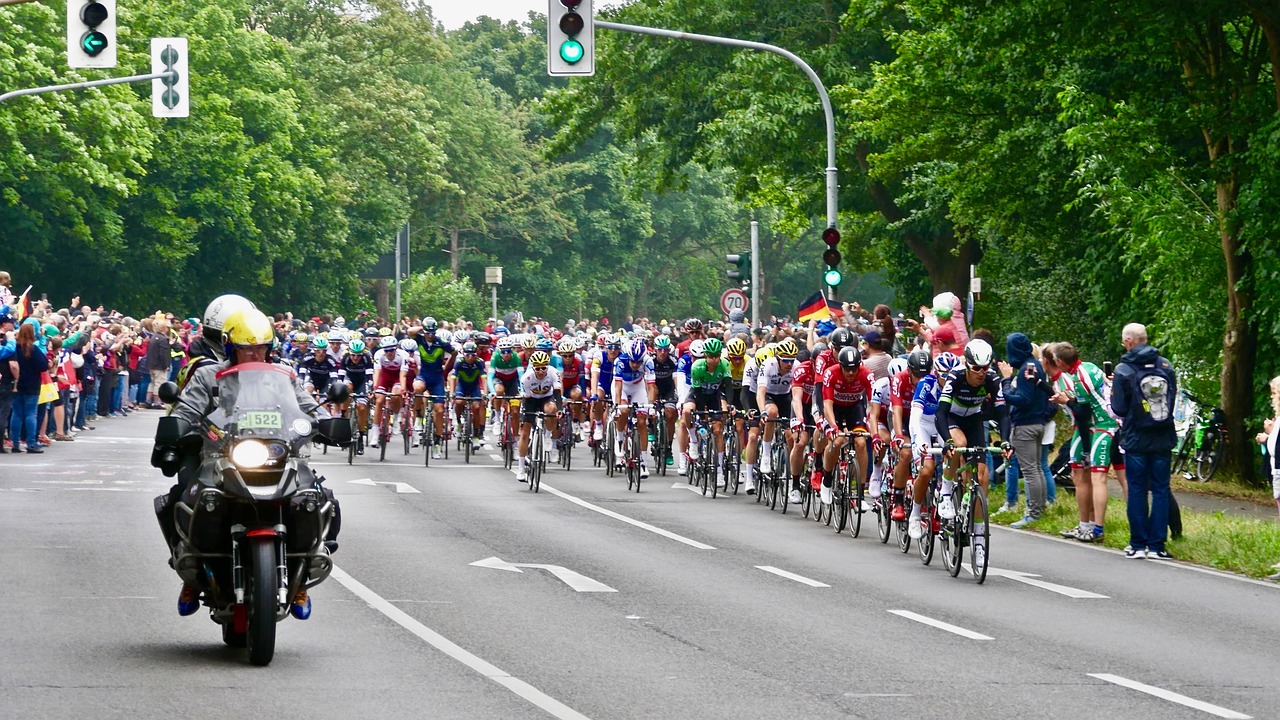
left=1004, top=332, right=1052, bottom=426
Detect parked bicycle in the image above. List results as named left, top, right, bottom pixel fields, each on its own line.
left=1172, top=392, right=1227, bottom=482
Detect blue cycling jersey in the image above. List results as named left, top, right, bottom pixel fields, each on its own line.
left=612, top=356, right=655, bottom=385
left=676, top=353, right=694, bottom=384
left=911, top=373, right=941, bottom=416
left=416, top=339, right=452, bottom=378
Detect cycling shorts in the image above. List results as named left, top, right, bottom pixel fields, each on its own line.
left=655, top=385, right=678, bottom=406
left=729, top=386, right=747, bottom=411
left=692, top=391, right=724, bottom=414
left=1088, top=428, right=1115, bottom=472
left=374, top=373, right=401, bottom=394
left=947, top=415, right=986, bottom=449
left=616, top=383, right=651, bottom=411
left=454, top=386, right=484, bottom=400
left=416, top=376, right=446, bottom=398
left=1068, top=430, right=1085, bottom=469
left=493, top=374, right=520, bottom=395
left=764, top=393, right=792, bottom=421
left=912, top=423, right=944, bottom=461
left=521, top=397, right=557, bottom=422
left=827, top=404, right=867, bottom=434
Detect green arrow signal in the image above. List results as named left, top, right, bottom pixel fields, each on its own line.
left=80, top=31, right=109, bottom=56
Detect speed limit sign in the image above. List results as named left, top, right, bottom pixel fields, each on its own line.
left=720, top=288, right=748, bottom=315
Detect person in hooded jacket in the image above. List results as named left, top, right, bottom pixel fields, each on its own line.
left=1003, top=333, right=1055, bottom=527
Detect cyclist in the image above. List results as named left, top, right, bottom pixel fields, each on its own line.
left=811, top=327, right=855, bottom=489
left=557, top=338, right=587, bottom=439
left=369, top=334, right=409, bottom=449
left=726, top=337, right=759, bottom=493
left=612, top=338, right=657, bottom=478
left=756, top=337, right=798, bottom=497
left=908, top=351, right=959, bottom=539
left=787, top=346, right=817, bottom=505
left=515, top=351, right=562, bottom=483
left=448, top=340, right=488, bottom=451
left=675, top=318, right=705, bottom=358
left=651, top=335, right=679, bottom=466
left=410, top=318, right=453, bottom=458
left=339, top=338, right=374, bottom=450
left=820, top=345, right=874, bottom=507
left=588, top=334, right=622, bottom=445
left=299, top=337, right=339, bottom=402
left=675, top=339, right=702, bottom=476
left=866, top=357, right=904, bottom=510
left=934, top=339, right=1011, bottom=563
left=682, top=337, right=731, bottom=486
left=889, top=349, right=932, bottom=521
left=288, top=332, right=310, bottom=363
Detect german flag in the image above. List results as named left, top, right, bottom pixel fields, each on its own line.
left=14, top=285, right=32, bottom=322
left=826, top=300, right=844, bottom=318
left=797, top=291, right=830, bottom=323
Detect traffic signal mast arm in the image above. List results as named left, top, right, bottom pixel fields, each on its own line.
left=0, top=69, right=177, bottom=104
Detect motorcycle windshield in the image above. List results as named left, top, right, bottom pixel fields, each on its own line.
left=208, top=362, right=313, bottom=443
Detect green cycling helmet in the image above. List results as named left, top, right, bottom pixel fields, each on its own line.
left=350, top=339, right=365, bottom=354
left=312, top=337, right=328, bottom=350
left=654, top=334, right=672, bottom=350
left=702, top=338, right=723, bottom=356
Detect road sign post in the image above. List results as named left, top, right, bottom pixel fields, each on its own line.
left=486, top=266, right=503, bottom=321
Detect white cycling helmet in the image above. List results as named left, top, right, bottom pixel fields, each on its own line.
left=963, top=339, right=994, bottom=369
left=887, top=357, right=909, bottom=377
left=690, top=340, right=706, bottom=359
left=379, top=335, right=397, bottom=350
left=438, top=329, right=453, bottom=344
left=400, top=338, right=417, bottom=353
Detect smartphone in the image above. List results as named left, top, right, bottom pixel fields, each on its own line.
left=1103, top=361, right=1114, bottom=376
left=40, top=293, right=47, bottom=302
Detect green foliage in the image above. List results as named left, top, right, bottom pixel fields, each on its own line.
left=401, top=268, right=489, bottom=322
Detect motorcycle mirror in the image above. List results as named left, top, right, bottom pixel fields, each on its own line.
left=316, top=417, right=353, bottom=447
left=157, top=381, right=180, bottom=405
left=326, top=381, right=351, bottom=404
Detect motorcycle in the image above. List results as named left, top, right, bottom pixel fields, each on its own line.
left=153, top=362, right=351, bottom=666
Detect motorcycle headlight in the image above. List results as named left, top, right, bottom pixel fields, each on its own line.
left=231, top=440, right=271, bottom=468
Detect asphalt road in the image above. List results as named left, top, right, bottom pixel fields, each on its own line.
left=2, top=412, right=1277, bottom=720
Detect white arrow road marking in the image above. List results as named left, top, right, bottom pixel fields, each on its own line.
left=1089, top=674, right=1252, bottom=719
left=755, top=566, right=830, bottom=587
left=489, top=453, right=503, bottom=462
left=964, top=565, right=1108, bottom=598
left=331, top=567, right=592, bottom=720
left=670, top=482, right=705, bottom=495
left=348, top=478, right=421, bottom=494
left=887, top=610, right=992, bottom=640
left=470, top=556, right=617, bottom=593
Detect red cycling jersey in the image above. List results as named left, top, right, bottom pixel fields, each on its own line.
left=791, top=360, right=814, bottom=404
left=889, top=368, right=917, bottom=409
left=561, top=356, right=583, bottom=387
left=821, top=364, right=874, bottom=407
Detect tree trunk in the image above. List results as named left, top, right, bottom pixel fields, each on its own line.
left=449, top=228, right=460, bottom=281
left=1254, top=7, right=1280, bottom=110
left=374, top=279, right=390, bottom=321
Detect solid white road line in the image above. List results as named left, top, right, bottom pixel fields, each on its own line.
left=887, top=610, right=993, bottom=640
left=1088, top=674, right=1252, bottom=719
left=331, top=566, right=592, bottom=720
left=538, top=484, right=716, bottom=550
left=755, top=566, right=830, bottom=587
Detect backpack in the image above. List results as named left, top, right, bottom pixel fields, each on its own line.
left=1129, top=357, right=1176, bottom=430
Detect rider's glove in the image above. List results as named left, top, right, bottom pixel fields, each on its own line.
left=1000, top=441, right=1012, bottom=454
left=944, top=438, right=956, bottom=454
left=789, top=417, right=803, bottom=431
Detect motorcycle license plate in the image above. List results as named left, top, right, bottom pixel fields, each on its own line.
left=240, top=411, right=283, bottom=429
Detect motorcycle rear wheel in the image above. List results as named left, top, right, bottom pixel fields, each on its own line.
left=246, top=539, right=278, bottom=666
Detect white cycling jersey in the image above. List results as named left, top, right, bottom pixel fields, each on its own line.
left=373, top=348, right=408, bottom=372
left=758, top=357, right=793, bottom=396
left=521, top=366, right=561, bottom=399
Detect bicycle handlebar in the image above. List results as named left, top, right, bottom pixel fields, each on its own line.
left=927, top=445, right=1008, bottom=457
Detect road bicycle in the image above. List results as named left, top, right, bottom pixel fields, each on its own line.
left=494, top=396, right=520, bottom=470
left=454, top=397, right=476, bottom=464
left=1172, top=392, right=1227, bottom=482
left=723, top=408, right=742, bottom=495
left=801, top=438, right=822, bottom=522
left=415, top=394, right=452, bottom=466
left=875, top=438, right=899, bottom=545
left=691, top=410, right=728, bottom=499
left=831, top=430, right=872, bottom=537
left=558, top=400, right=586, bottom=471
left=650, top=400, right=674, bottom=477
left=617, top=404, right=651, bottom=492
left=760, top=417, right=790, bottom=512
left=373, top=389, right=394, bottom=462
left=525, top=411, right=552, bottom=493
left=929, top=445, right=1005, bottom=584
left=345, top=392, right=368, bottom=465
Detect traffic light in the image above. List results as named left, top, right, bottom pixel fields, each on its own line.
left=67, top=0, right=116, bottom=69
left=151, top=38, right=190, bottom=118
left=822, top=226, right=842, bottom=287
left=726, top=252, right=751, bottom=282
left=547, top=0, right=594, bottom=76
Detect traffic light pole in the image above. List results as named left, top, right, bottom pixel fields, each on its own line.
left=0, top=70, right=174, bottom=104
left=750, top=220, right=760, bottom=329
left=596, top=20, right=839, bottom=296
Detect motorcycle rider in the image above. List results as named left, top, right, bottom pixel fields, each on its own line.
left=155, top=305, right=340, bottom=618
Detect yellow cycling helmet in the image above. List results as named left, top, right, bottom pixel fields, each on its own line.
left=521, top=335, right=537, bottom=349
left=317, top=331, right=329, bottom=341
left=756, top=345, right=773, bottom=362
left=294, top=332, right=309, bottom=343
left=726, top=337, right=747, bottom=358
left=530, top=351, right=551, bottom=367
left=223, top=308, right=274, bottom=347
left=378, top=327, right=393, bottom=336
left=776, top=338, right=799, bottom=359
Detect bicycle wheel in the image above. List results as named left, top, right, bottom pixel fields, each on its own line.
left=605, top=423, right=617, bottom=478
left=1196, top=432, right=1223, bottom=482
left=1170, top=431, right=1192, bottom=474
left=832, top=466, right=848, bottom=534
left=969, top=484, right=989, bottom=584
left=918, top=505, right=935, bottom=565
left=877, top=492, right=892, bottom=544
left=941, top=491, right=964, bottom=578
left=896, top=500, right=912, bottom=553
left=849, top=461, right=865, bottom=539
left=379, top=414, right=389, bottom=462
left=800, top=482, right=812, bottom=518
left=725, top=430, right=740, bottom=495
left=421, top=414, right=431, bottom=467
left=530, top=432, right=542, bottom=493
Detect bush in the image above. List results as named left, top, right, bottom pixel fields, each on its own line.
left=402, top=269, right=489, bottom=323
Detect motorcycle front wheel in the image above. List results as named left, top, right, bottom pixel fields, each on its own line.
left=246, top=539, right=278, bottom=666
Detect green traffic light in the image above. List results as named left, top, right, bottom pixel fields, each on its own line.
left=80, top=31, right=109, bottom=56
left=824, top=268, right=843, bottom=286
left=560, top=39, right=584, bottom=64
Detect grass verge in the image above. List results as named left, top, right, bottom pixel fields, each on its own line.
left=989, top=489, right=1280, bottom=579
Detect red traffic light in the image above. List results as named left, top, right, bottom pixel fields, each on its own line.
left=560, top=0, right=582, bottom=6
left=559, top=11, right=584, bottom=35
left=822, top=227, right=840, bottom=246
left=823, top=248, right=841, bottom=266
